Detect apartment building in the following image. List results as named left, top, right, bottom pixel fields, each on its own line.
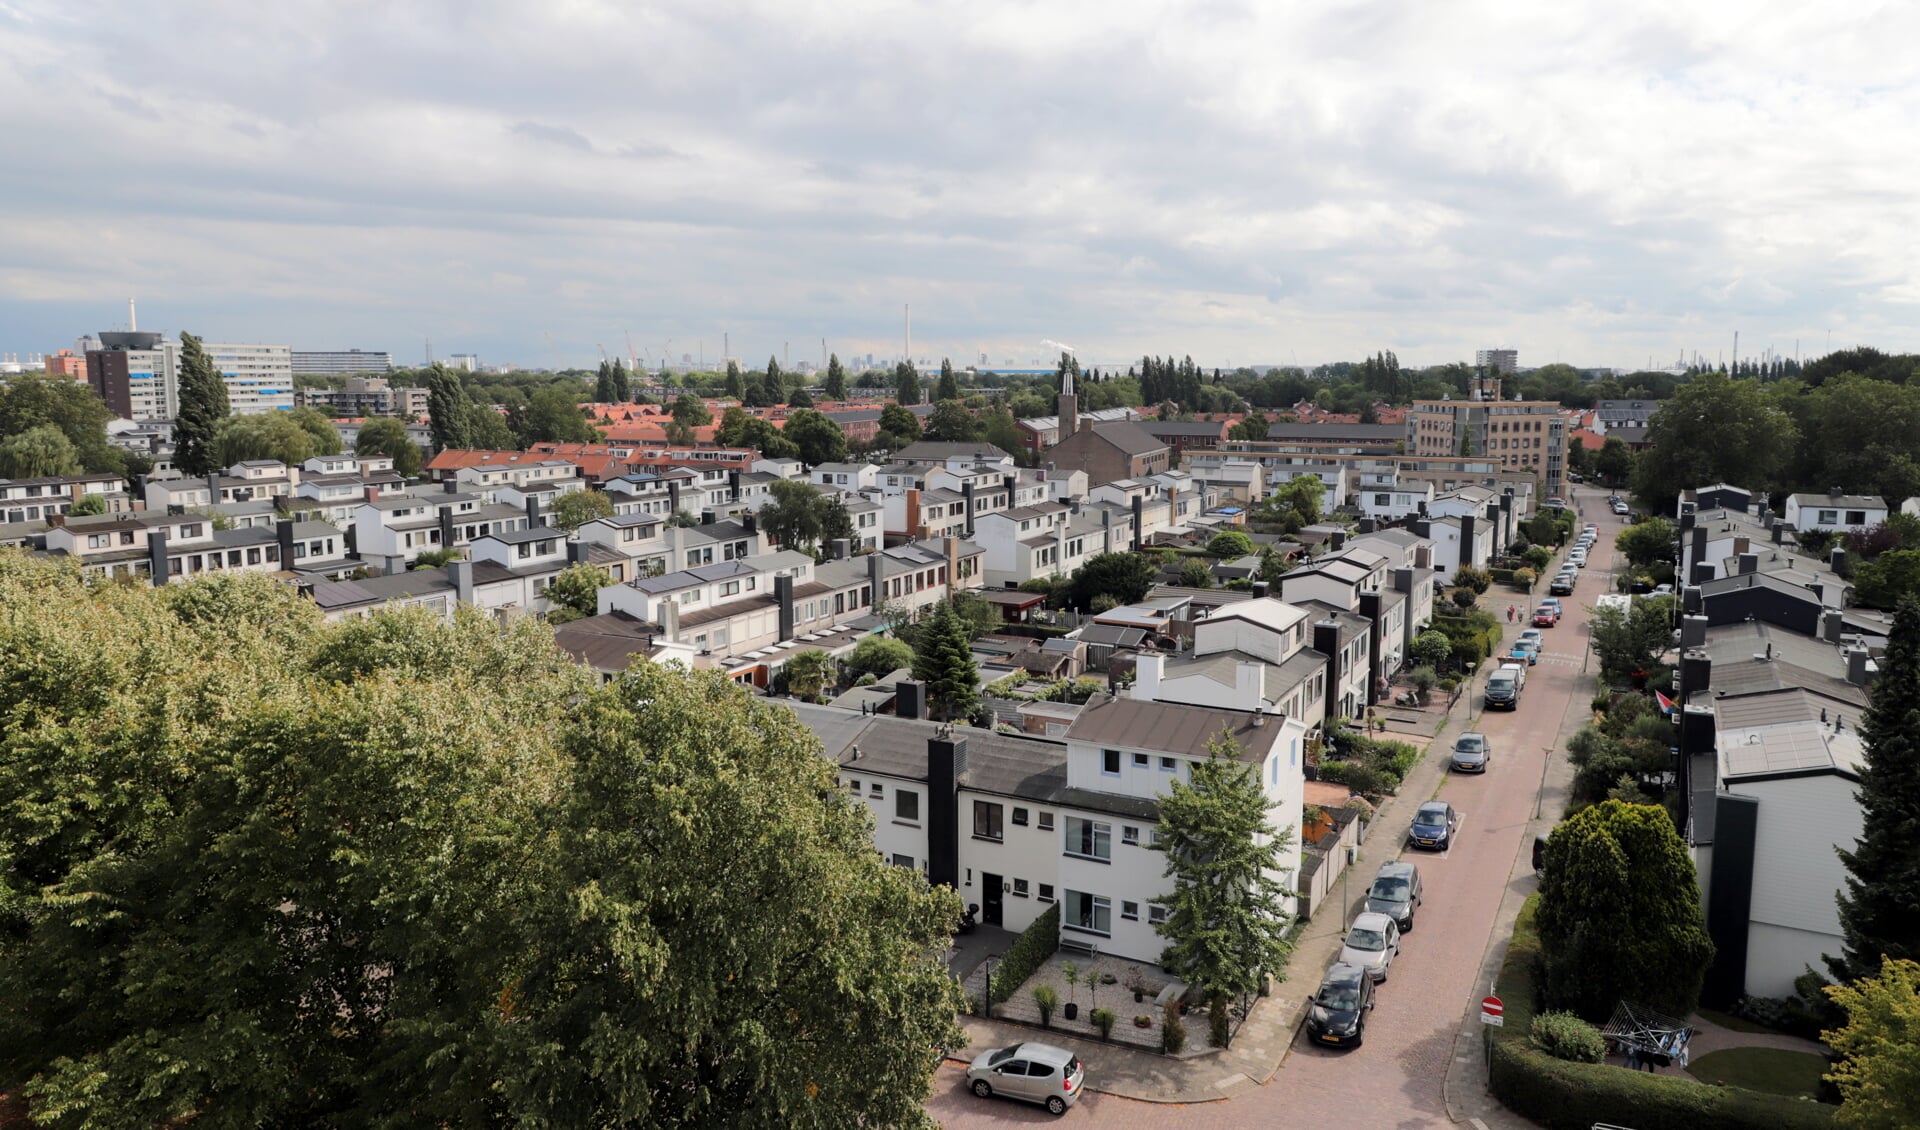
left=43, top=513, right=341, bottom=583
left=295, top=376, right=426, bottom=417
left=351, top=492, right=534, bottom=573
left=1406, top=393, right=1566, bottom=499
left=0, top=474, right=131, bottom=524
left=291, top=349, right=394, bottom=377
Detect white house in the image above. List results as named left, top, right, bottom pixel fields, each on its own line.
left=1784, top=491, right=1888, bottom=534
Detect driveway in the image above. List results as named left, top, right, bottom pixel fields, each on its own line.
left=933, top=487, right=1624, bottom=1128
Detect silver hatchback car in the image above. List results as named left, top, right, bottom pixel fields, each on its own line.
left=966, top=1042, right=1086, bottom=1115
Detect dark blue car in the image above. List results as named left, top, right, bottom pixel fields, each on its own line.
left=1409, top=801, right=1458, bottom=850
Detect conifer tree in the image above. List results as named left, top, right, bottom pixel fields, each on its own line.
left=937, top=358, right=960, bottom=401
left=593, top=360, right=616, bottom=405
left=1830, top=598, right=1920, bottom=983
left=172, top=332, right=231, bottom=477
left=425, top=364, right=471, bottom=452
left=894, top=361, right=921, bottom=406
left=611, top=362, right=630, bottom=404
left=724, top=360, right=745, bottom=401
left=910, top=600, right=979, bottom=723
left=823, top=353, right=848, bottom=402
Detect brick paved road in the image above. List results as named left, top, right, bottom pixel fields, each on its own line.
left=934, top=488, right=1624, bottom=1128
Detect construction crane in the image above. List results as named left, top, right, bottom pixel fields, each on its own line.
left=624, top=331, right=637, bottom=372
left=659, top=339, right=674, bottom=372
left=596, top=342, right=609, bottom=363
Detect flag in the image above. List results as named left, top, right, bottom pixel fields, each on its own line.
left=1655, top=690, right=1676, bottom=716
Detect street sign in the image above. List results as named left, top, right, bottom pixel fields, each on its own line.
left=1481, top=995, right=1505, bottom=1027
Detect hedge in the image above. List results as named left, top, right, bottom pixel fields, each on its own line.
left=989, top=902, right=1060, bottom=1005
left=1489, top=897, right=1834, bottom=1130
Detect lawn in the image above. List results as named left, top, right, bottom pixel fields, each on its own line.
left=1696, top=1006, right=1773, bottom=1035
left=1686, top=1047, right=1831, bottom=1100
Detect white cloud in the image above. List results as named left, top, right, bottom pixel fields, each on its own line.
left=1, top=0, right=1917, bottom=369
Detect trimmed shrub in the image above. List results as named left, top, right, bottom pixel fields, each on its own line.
left=1455, top=565, right=1493, bottom=593
left=1316, top=759, right=1392, bottom=798
left=1530, top=1010, right=1606, bottom=1063
left=1090, top=1007, right=1116, bottom=1041
left=1513, top=567, right=1536, bottom=589
left=989, top=902, right=1060, bottom=1005
left=1161, top=1002, right=1187, bottom=1054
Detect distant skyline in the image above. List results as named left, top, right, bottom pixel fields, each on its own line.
left=4, top=2, right=1917, bottom=372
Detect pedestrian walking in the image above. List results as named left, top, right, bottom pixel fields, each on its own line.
left=1506, top=604, right=1516, bottom=623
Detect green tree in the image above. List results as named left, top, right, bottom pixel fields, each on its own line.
left=548, top=489, right=615, bottom=533
left=781, top=408, right=848, bottom=466
left=545, top=562, right=612, bottom=623
left=1595, top=437, right=1635, bottom=485
left=1153, top=730, right=1296, bottom=1032
left=1177, top=559, right=1214, bottom=588
left=822, top=354, right=848, bottom=402
left=921, top=400, right=982, bottom=443
left=910, top=599, right=979, bottom=723
left=758, top=478, right=830, bottom=554
left=1829, top=599, right=1920, bottom=984
left=172, top=331, right=231, bottom=476
left=355, top=415, right=424, bottom=477
left=213, top=410, right=338, bottom=468
left=724, top=360, right=746, bottom=401
left=787, top=385, right=813, bottom=409
left=465, top=403, right=518, bottom=450
left=426, top=365, right=473, bottom=452
left=1614, top=517, right=1676, bottom=571
left=1823, top=957, right=1920, bottom=1128
left=1589, top=595, right=1674, bottom=683
left=512, top=385, right=598, bottom=446
left=1264, top=473, right=1325, bottom=527
left=844, top=635, right=914, bottom=680
left=1067, top=552, right=1158, bottom=612
left=782, top=649, right=836, bottom=700
left=1633, top=371, right=1797, bottom=513
left=671, top=391, right=712, bottom=430
left=893, top=361, right=921, bottom=406
left=878, top=402, right=921, bottom=446
left=0, top=424, right=81, bottom=478
left=1537, top=799, right=1714, bottom=1019
left=594, top=359, right=618, bottom=405
left=1411, top=628, right=1452, bottom=670
left=1207, top=530, right=1255, bottom=558
left=1854, top=550, right=1920, bottom=611
left=980, top=404, right=1025, bottom=457
left=936, top=359, right=960, bottom=402
left=67, top=493, right=108, bottom=517
left=0, top=372, right=122, bottom=475
left=1229, top=412, right=1269, bottom=442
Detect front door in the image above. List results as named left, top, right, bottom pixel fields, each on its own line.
left=982, top=873, right=1004, bottom=927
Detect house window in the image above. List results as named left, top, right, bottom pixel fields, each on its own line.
left=868, top=781, right=883, bottom=798
left=1038, top=883, right=1055, bottom=903
left=1101, top=749, right=1122, bottom=775
left=1148, top=904, right=1169, bottom=925
left=1818, top=509, right=1838, bottom=525
left=891, top=853, right=917, bottom=869
left=1012, top=807, right=1029, bottom=826
left=1121, top=900, right=1139, bottom=921
left=1131, top=751, right=1149, bottom=768
left=972, top=801, right=1004, bottom=841
left=1847, top=510, right=1867, bottom=525
left=1160, top=756, right=1177, bottom=772
left=1064, top=817, right=1111, bottom=862
left=1012, top=878, right=1030, bottom=898
left=1037, top=811, right=1055, bottom=831
left=848, top=778, right=860, bottom=793
left=1122, top=825, right=1139, bottom=846
left=895, top=790, right=919, bottom=823
left=1064, top=890, right=1112, bottom=936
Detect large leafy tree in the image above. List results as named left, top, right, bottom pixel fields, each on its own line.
left=1536, top=799, right=1715, bottom=1018
left=1829, top=598, right=1920, bottom=984
left=1633, top=371, right=1796, bottom=513
left=1588, top=595, right=1675, bottom=683
left=782, top=649, right=836, bottom=700
left=910, top=599, right=979, bottom=723
left=0, top=372, right=123, bottom=474
left=1595, top=436, right=1635, bottom=485
left=213, top=409, right=340, bottom=468
left=920, top=400, right=982, bottom=443
left=781, top=408, right=848, bottom=466
left=1067, top=552, right=1157, bottom=611
left=544, top=561, right=611, bottom=623
left=878, top=402, right=920, bottom=445
left=822, top=353, right=848, bottom=402
left=0, top=558, right=963, bottom=1128
left=1823, top=958, right=1920, bottom=1128
left=354, top=415, right=423, bottom=477
left=425, top=364, right=472, bottom=452
left=548, top=488, right=615, bottom=532
left=844, top=635, right=914, bottom=680
left=0, top=424, right=82, bottom=478
left=511, top=385, right=598, bottom=446
left=1614, top=517, right=1675, bottom=571
left=173, top=331, right=231, bottom=476
left=1153, top=730, right=1296, bottom=1029
left=758, top=478, right=831, bottom=554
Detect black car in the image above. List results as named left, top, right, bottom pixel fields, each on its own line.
left=1305, top=962, right=1375, bottom=1048
left=1409, top=800, right=1459, bottom=850
left=1365, top=860, right=1423, bottom=932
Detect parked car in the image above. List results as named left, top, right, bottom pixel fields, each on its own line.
left=1306, top=962, right=1376, bottom=1048
left=1518, top=628, right=1544, bottom=648
left=1450, top=732, right=1490, bottom=773
left=1409, top=800, right=1460, bottom=850
left=1508, top=639, right=1540, bottom=665
left=1484, top=663, right=1524, bottom=710
left=1337, top=911, right=1402, bottom=981
left=1568, top=549, right=1588, bottom=568
left=1651, top=583, right=1674, bottom=597
left=1549, top=573, right=1576, bottom=596
left=1533, top=603, right=1562, bottom=625
left=1365, top=860, right=1424, bottom=931
left=966, top=1043, right=1086, bottom=1116
left=1538, top=598, right=1562, bottom=618
left=1583, top=525, right=1598, bottom=537
left=1544, top=497, right=1567, bottom=510
left=1612, top=501, right=1631, bottom=515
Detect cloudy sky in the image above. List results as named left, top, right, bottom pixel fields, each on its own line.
left=4, top=1, right=1918, bottom=372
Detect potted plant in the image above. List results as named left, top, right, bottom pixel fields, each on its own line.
left=1090, top=1008, right=1116, bottom=1042
left=1061, top=962, right=1080, bottom=1022
left=1125, top=965, right=1146, bottom=1003
left=1133, top=1014, right=1153, bottom=1028
left=1033, top=985, right=1058, bottom=1029
left=1086, top=968, right=1102, bottom=1013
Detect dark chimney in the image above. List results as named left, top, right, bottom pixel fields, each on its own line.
left=895, top=679, right=927, bottom=720
left=205, top=473, right=222, bottom=506
left=1737, top=552, right=1758, bottom=575
left=1682, top=585, right=1704, bottom=615
left=444, top=477, right=458, bottom=494
left=926, top=734, right=969, bottom=889
left=728, top=470, right=740, bottom=502
left=1356, top=592, right=1385, bottom=704
left=775, top=573, right=795, bottom=641
left=567, top=540, right=589, bottom=564
left=1358, top=517, right=1377, bottom=534
left=438, top=505, right=455, bottom=549
left=1393, top=566, right=1415, bottom=593
left=961, top=482, right=976, bottom=537
left=451, top=558, right=473, bottom=604
left=743, top=513, right=758, bottom=535
left=1131, top=495, right=1144, bottom=550
left=147, top=528, right=169, bottom=586
left=1311, top=620, right=1341, bottom=722
left=1771, top=523, right=1786, bottom=544
left=525, top=497, right=541, bottom=527
left=666, top=479, right=682, bottom=516
left=1681, top=614, right=1708, bottom=648
left=1330, top=529, right=1347, bottom=552
left=831, top=537, right=850, bottom=560
left=1821, top=609, right=1845, bottom=643
left=1679, top=509, right=1696, bottom=531
left=867, top=550, right=885, bottom=607
left=1459, top=515, right=1478, bottom=567
left=1847, top=647, right=1871, bottom=686
left=1689, top=561, right=1716, bottom=585
left=1410, top=518, right=1432, bottom=539
left=1680, top=702, right=1716, bottom=759
left=1830, top=545, right=1846, bottom=574
left=276, top=518, right=295, bottom=568
left=1252, top=581, right=1269, bottom=598
left=1680, top=649, right=1711, bottom=697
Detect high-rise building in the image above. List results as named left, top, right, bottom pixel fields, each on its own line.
left=87, top=334, right=295, bottom=421
left=1405, top=389, right=1566, bottom=498
left=447, top=353, right=479, bottom=372
left=43, top=350, right=87, bottom=381
left=291, top=349, right=393, bottom=377
left=1475, top=349, right=1518, bottom=374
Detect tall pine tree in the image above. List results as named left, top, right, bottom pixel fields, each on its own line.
left=611, top=361, right=630, bottom=404
left=724, top=361, right=745, bottom=401
left=893, top=361, right=921, bottom=406
left=425, top=364, right=472, bottom=452
left=823, top=354, right=848, bottom=402
left=1830, top=597, right=1920, bottom=983
left=173, top=332, right=231, bottom=477
left=910, top=600, right=978, bottom=723
left=937, top=358, right=960, bottom=401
